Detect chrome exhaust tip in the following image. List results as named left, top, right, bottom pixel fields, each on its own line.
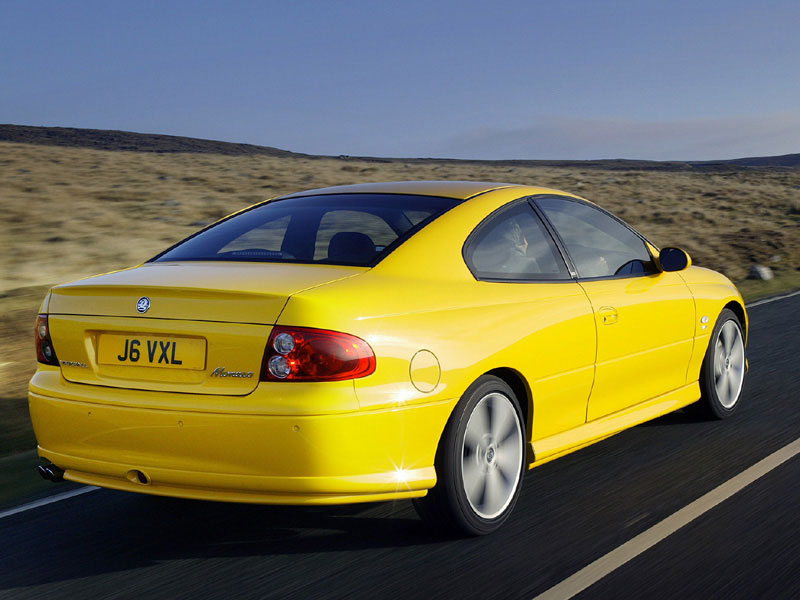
left=37, top=464, right=65, bottom=482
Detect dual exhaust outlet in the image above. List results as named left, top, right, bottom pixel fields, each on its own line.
left=37, top=464, right=152, bottom=486
left=37, top=464, right=65, bottom=482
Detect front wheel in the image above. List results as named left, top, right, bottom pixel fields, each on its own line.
left=687, top=308, right=746, bottom=419
left=414, top=375, right=525, bottom=536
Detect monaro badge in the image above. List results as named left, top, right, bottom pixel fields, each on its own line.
left=136, top=296, right=151, bottom=314
left=210, top=366, right=254, bottom=378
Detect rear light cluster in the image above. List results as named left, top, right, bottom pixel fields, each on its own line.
left=261, top=326, right=375, bottom=382
left=35, top=314, right=59, bottom=366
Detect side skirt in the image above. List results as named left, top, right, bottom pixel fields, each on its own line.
left=528, top=382, right=700, bottom=469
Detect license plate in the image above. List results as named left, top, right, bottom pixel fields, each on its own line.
left=97, top=334, right=206, bottom=370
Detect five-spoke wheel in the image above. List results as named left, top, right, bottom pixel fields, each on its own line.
left=713, top=319, right=746, bottom=409
left=461, top=392, right=524, bottom=519
left=413, top=375, right=525, bottom=536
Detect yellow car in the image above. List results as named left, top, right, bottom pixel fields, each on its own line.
left=29, top=181, right=747, bottom=535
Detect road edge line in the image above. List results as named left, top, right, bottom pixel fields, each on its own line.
left=746, top=288, right=800, bottom=308
left=0, top=486, right=99, bottom=520
left=532, top=436, right=800, bottom=600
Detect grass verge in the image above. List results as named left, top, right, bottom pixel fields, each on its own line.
left=735, top=271, right=800, bottom=303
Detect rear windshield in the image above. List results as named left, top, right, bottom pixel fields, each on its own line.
left=152, top=193, right=460, bottom=267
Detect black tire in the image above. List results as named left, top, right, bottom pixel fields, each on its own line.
left=685, top=308, right=746, bottom=420
left=413, top=375, right=525, bottom=536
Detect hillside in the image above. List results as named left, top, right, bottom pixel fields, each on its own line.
left=3, top=124, right=799, bottom=169
left=0, top=124, right=302, bottom=157
left=694, top=153, right=800, bottom=168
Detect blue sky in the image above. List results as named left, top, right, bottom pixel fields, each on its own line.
left=2, top=0, right=798, bottom=160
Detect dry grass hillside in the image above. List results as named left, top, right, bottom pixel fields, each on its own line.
left=2, top=139, right=799, bottom=456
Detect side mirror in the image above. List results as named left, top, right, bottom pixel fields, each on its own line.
left=658, top=247, right=691, bottom=272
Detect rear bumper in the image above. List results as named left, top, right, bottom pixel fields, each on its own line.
left=39, top=448, right=432, bottom=505
left=29, top=381, right=452, bottom=505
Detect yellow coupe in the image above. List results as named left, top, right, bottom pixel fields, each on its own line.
left=29, top=181, right=747, bottom=535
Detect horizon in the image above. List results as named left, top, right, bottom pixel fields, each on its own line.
left=3, top=122, right=799, bottom=164
left=2, top=1, right=799, bottom=161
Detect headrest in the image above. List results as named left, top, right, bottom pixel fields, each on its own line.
left=327, top=231, right=376, bottom=264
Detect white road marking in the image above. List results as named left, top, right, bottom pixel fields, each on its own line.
left=746, top=289, right=800, bottom=308
left=0, top=486, right=99, bottom=520
left=532, top=436, right=800, bottom=600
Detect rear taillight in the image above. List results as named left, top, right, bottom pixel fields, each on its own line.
left=35, top=314, right=59, bottom=366
left=261, top=326, right=375, bottom=382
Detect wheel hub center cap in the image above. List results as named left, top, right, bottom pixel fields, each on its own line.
left=725, top=357, right=731, bottom=370
left=486, top=447, right=496, bottom=464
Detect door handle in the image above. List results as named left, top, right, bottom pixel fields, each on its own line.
left=599, top=306, right=618, bottom=325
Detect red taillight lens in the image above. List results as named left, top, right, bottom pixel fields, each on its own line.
left=35, top=314, right=59, bottom=366
left=261, top=327, right=375, bottom=382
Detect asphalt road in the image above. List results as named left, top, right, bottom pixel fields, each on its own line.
left=2, top=294, right=799, bottom=600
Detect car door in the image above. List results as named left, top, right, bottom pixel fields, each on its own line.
left=535, top=195, right=695, bottom=421
left=463, top=200, right=597, bottom=441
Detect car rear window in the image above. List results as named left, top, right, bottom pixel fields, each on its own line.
left=152, top=193, right=460, bottom=267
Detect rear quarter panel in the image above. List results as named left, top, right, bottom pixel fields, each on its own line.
left=277, top=187, right=597, bottom=443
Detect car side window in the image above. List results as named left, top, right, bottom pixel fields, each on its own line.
left=465, top=203, right=570, bottom=281
left=536, top=196, right=656, bottom=279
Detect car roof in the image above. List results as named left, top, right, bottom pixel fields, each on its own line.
left=278, top=180, right=570, bottom=201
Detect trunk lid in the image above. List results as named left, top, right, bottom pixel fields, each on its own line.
left=47, top=262, right=364, bottom=395
left=48, top=261, right=364, bottom=323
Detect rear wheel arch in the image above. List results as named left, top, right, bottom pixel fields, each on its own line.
left=434, top=368, right=532, bottom=466
left=486, top=367, right=532, bottom=446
